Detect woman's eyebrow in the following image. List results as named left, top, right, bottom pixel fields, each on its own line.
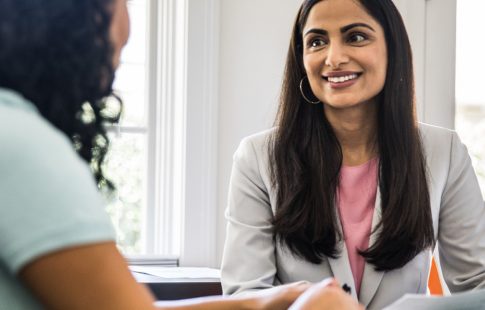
left=304, top=22, right=375, bottom=38
left=304, top=28, right=327, bottom=38
left=340, top=22, right=375, bottom=33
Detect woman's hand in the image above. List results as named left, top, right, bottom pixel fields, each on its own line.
left=156, top=281, right=312, bottom=310
left=288, top=279, right=364, bottom=310
left=249, top=281, right=312, bottom=310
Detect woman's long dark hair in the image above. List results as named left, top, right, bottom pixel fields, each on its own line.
left=0, top=0, right=120, bottom=190
left=269, top=0, right=435, bottom=271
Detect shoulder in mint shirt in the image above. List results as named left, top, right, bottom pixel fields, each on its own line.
left=0, top=88, right=116, bottom=309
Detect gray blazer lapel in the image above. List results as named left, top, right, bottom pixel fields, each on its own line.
left=328, top=243, right=358, bottom=300
left=328, top=211, right=358, bottom=300
left=359, top=187, right=385, bottom=307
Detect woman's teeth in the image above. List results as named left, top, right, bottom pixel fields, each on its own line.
left=327, top=74, right=358, bottom=83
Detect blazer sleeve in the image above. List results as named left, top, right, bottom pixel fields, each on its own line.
left=438, top=131, right=485, bottom=291
left=220, top=136, right=277, bottom=296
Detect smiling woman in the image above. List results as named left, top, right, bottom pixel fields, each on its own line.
left=221, top=0, right=485, bottom=309
left=302, top=2, right=387, bottom=110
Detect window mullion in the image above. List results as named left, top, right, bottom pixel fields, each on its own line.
left=145, top=0, right=186, bottom=256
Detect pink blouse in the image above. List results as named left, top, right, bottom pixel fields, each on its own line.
left=337, top=158, right=378, bottom=295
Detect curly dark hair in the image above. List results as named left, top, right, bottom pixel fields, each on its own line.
left=0, top=0, right=121, bottom=190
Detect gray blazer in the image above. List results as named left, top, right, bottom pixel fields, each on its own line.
left=221, top=123, right=485, bottom=310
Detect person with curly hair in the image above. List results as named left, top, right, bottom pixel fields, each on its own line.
left=0, top=0, right=363, bottom=309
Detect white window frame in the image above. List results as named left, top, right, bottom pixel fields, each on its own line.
left=394, top=0, right=456, bottom=129
left=145, top=0, right=187, bottom=257
left=126, top=0, right=219, bottom=267
left=179, top=0, right=220, bottom=268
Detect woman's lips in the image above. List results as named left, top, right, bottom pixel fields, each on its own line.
left=322, top=72, right=361, bottom=89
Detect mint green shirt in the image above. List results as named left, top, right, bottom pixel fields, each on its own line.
left=0, top=88, right=116, bottom=309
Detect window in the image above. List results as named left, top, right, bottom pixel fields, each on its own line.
left=106, top=0, right=148, bottom=255
left=455, top=0, right=485, bottom=198
left=103, top=0, right=245, bottom=268
left=103, top=0, right=187, bottom=262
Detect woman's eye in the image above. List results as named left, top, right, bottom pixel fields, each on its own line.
left=349, top=33, right=367, bottom=43
left=308, top=38, right=326, bottom=48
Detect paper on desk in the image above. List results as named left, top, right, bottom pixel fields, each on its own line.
left=129, top=266, right=221, bottom=279
left=383, top=289, right=485, bottom=310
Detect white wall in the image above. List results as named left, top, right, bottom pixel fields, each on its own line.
left=215, top=0, right=302, bottom=264
left=422, top=0, right=456, bottom=128
left=393, top=0, right=427, bottom=121
left=394, top=0, right=456, bottom=128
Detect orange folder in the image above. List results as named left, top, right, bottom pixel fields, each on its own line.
left=428, top=258, right=443, bottom=295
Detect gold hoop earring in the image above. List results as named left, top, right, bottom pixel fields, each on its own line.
left=299, top=76, right=320, bottom=104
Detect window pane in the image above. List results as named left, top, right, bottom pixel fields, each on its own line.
left=113, top=64, right=146, bottom=127
left=114, top=0, right=147, bottom=127
left=455, top=0, right=485, bottom=198
left=121, top=0, right=147, bottom=65
left=104, top=132, right=147, bottom=255
left=104, top=0, right=149, bottom=255
left=118, top=90, right=146, bottom=126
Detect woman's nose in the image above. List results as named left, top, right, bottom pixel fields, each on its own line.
left=324, top=42, right=349, bottom=69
